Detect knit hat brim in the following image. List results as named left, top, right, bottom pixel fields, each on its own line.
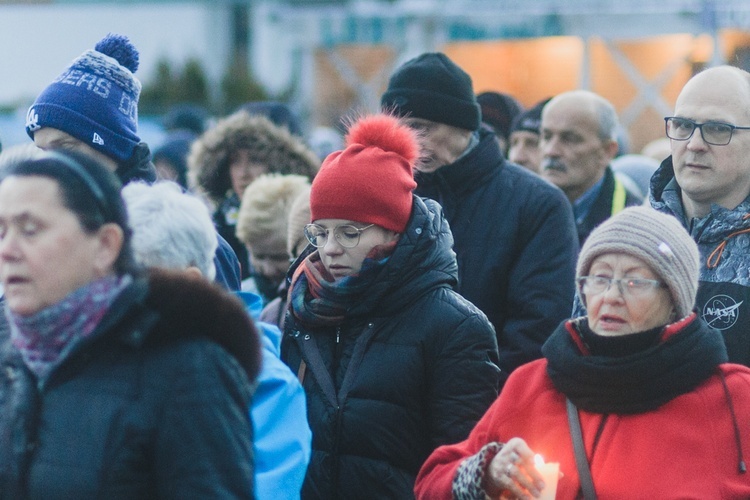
left=576, top=207, right=700, bottom=319
left=382, top=87, right=481, bottom=131
left=381, top=52, right=481, bottom=132
left=27, top=103, right=139, bottom=162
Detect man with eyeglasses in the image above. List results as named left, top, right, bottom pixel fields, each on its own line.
left=650, top=65, right=750, bottom=366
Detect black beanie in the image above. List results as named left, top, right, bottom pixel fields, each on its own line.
left=477, top=91, right=523, bottom=141
left=381, top=52, right=481, bottom=131
left=510, top=97, right=551, bottom=136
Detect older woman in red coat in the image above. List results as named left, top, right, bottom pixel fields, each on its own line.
left=416, top=206, right=750, bottom=499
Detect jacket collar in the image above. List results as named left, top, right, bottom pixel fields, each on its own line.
left=414, top=128, right=504, bottom=201
left=650, top=156, right=750, bottom=243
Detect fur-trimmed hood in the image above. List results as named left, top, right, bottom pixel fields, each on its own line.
left=117, top=268, right=262, bottom=383
left=188, top=111, right=320, bottom=204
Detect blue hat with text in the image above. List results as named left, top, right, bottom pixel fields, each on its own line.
left=26, top=34, right=142, bottom=162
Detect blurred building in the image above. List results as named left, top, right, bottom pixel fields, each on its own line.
left=255, top=0, right=750, bottom=151
left=4, top=0, right=750, bottom=152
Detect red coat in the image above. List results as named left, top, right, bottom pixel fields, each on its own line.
left=416, top=357, right=750, bottom=499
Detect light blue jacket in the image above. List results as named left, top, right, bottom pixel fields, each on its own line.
left=238, top=291, right=311, bottom=500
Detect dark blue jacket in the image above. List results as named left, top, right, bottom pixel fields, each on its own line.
left=0, top=270, right=260, bottom=499
left=281, top=197, right=500, bottom=499
left=415, top=129, right=579, bottom=372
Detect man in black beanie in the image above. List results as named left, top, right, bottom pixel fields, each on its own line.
left=382, top=52, right=579, bottom=375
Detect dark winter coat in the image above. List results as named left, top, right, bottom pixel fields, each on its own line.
left=213, top=195, right=251, bottom=279
left=414, top=128, right=579, bottom=372
left=576, top=166, right=643, bottom=245
left=281, top=196, right=501, bottom=500
left=0, top=269, right=261, bottom=499
left=650, top=156, right=750, bottom=366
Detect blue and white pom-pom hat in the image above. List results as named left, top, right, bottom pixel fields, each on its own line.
left=26, top=34, right=142, bottom=163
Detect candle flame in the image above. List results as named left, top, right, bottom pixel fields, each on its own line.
left=534, top=454, right=545, bottom=467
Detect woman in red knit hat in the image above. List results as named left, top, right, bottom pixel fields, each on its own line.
left=280, top=114, right=501, bottom=499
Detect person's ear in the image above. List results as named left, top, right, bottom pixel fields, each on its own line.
left=184, top=266, right=204, bottom=279
left=604, top=138, right=619, bottom=160
left=93, top=223, right=124, bottom=275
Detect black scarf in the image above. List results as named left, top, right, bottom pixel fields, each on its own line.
left=543, top=316, right=728, bottom=414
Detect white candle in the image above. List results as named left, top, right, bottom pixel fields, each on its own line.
left=534, top=454, right=560, bottom=500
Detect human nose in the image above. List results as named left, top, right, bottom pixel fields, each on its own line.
left=541, top=136, right=561, bottom=157
left=254, top=258, right=273, bottom=275
left=601, top=279, right=625, bottom=300
left=321, top=231, right=344, bottom=254
left=686, top=126, right=709, bottom=151
left=0, top=231, right=20, bottom=262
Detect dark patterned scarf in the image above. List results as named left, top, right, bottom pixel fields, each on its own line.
left=7, top=274, right=132, bottom=381
left=288, top=242, right=396, bottom=328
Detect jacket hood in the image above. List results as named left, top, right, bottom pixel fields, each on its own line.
left=121, top=269, right=262, bottom=383
left=649, top=155, right=677, bottom=211
left=650, top=155, right=750, bottom=244
left=116, top=142, right=156, bottom=185
left=347, top=195, right=459, bottom=317
left=188, top=111, right=320, bottom=204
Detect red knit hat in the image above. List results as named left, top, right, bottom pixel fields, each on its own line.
left=310, top=114, right=418, bottom=233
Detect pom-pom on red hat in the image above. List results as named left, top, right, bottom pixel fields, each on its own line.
left=310, top=114, right=418, bottom=233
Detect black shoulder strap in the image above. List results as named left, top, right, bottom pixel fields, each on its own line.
left=566, top=398, right=598, bottom=500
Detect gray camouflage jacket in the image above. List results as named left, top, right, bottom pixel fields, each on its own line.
left=650, top=156, right=750, bottom=366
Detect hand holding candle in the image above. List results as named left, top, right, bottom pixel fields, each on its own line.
left=485, top=438, right=551, bottom=499
left=534, top=454, right=560, bottom=500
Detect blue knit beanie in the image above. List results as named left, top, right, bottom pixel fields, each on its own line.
left=26, top=34, right=142, bottom=162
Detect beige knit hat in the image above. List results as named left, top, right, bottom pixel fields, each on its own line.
left=286, top=186, right=311, bottom=259
left=576, top=206, right=700, bottom=319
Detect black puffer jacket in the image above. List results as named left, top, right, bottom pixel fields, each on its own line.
left=281, top=196, right=501, bottom=499
left=0, top=269, right=261, bottom=499
left=415, top=129, right=579, bottom=373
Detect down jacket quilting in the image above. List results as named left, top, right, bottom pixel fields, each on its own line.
left=281, top=196, right=501, bottom=499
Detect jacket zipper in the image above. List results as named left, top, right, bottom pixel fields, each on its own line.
left=332, top=326, right=342, bottom=500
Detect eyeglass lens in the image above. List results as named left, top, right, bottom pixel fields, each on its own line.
left=579, top=276, right=660, bottom=297
left=304, top=224, right=368, bottom=248
left=665, top=117, right=733, bottom=145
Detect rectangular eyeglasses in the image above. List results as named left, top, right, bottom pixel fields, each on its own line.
left=665, top=116, right=750, bottom=146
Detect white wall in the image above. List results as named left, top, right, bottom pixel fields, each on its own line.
left=0, top=3, right=231, bottom=108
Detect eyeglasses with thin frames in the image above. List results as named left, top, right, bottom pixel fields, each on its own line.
left=577, top=276, right=664, bottom=298
left=304, top=223, right=375, bottom=249
left=664, top=117, right=750, bottom=146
